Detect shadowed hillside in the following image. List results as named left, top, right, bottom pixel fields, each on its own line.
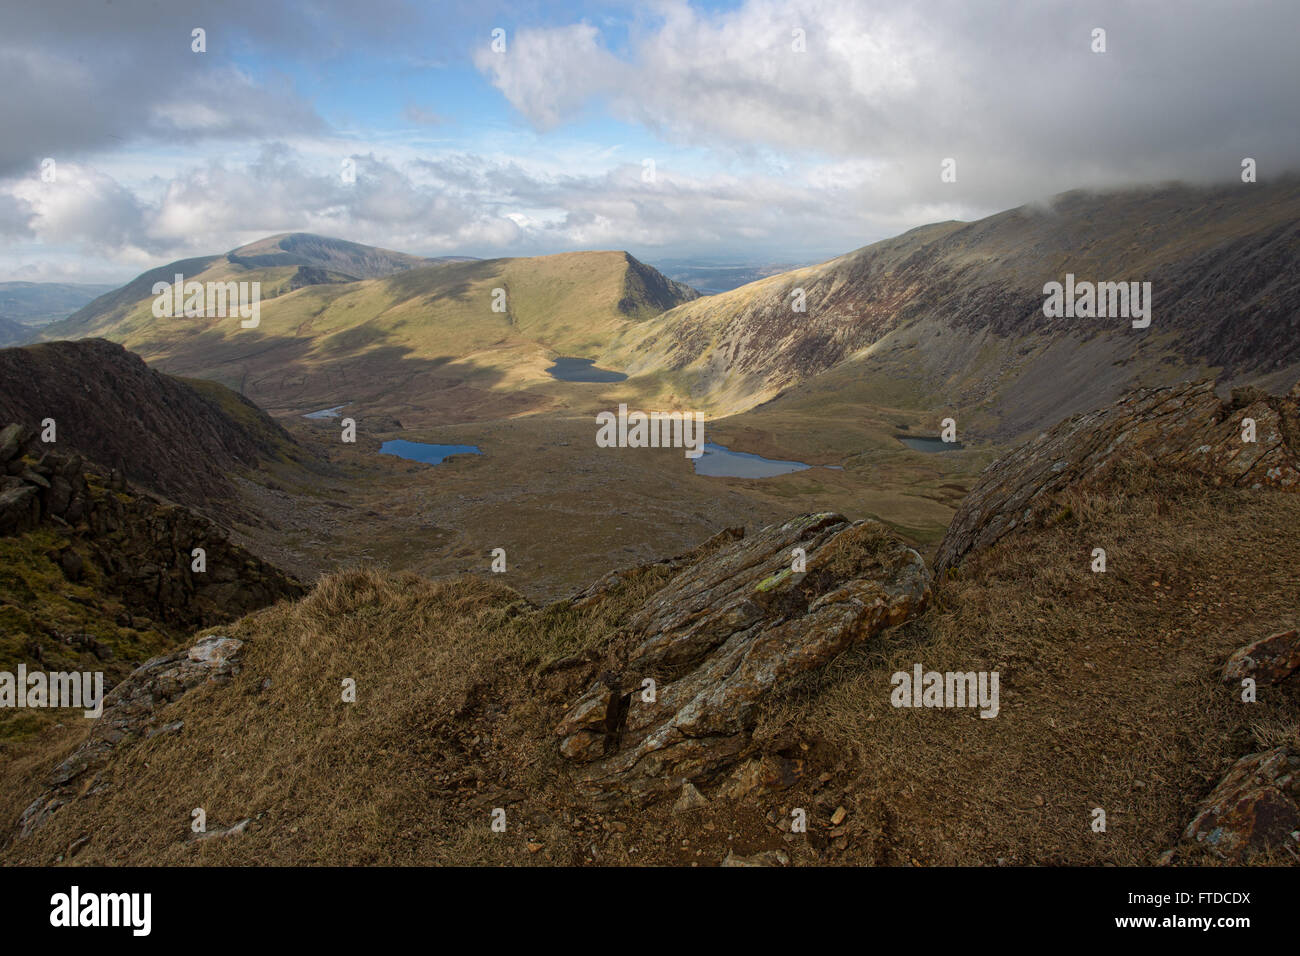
left=0, top=339, right=306, bottom=512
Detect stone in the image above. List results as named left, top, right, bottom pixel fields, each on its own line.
left=1178, top=746, right=1300, bottom=863
left=674, top=782, right=708, bottom=813
left=721, top=848, right=789, bottom=867
left=1221, top=629, right=1300, bottom=686
left=45, top=475, right=72, bottom=515
left=191, top=818, right=252, bottom=842
left=58, top=548, right=85, bottom=582
left=16, top=633, right=249, bottom=838
left=0, top=484, right=40, bottom=534
left=557, top=513, right=930, bottom=805
left=0, top=423, right=30, bottom=463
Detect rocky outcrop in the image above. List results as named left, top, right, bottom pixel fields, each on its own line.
left=556, top=513, right=930, bottom=804
left=0, top=421, right=302, bottom=630
left=15, top=634, right=245, bottom=839
left=1222, top=629, right=1300, bottom=686
left=1173, top=746, right=1300, bottom=864
left=620, top=252, right=700, bottom=317
left=936, top=380, right=1300, bottom=572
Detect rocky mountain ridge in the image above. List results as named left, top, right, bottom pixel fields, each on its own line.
left=609, top=179, right=1300, bottom=429
left=0, top=339, right=304, bottom=513
left=0, top=420, right=303, bottom=689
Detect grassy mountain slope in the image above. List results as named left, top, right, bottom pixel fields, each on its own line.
left=609, top=179, right=1300, bottom=436
left=48, top=245, right=698, bottom=424
left=3, top=459, right=1295, bottom=865
left=43, top=233, right=451, bottom=343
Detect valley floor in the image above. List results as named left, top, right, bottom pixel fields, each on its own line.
left=228, top=403, right=989, bottom=603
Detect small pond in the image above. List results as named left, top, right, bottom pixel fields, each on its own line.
left=693, top=442, right=815, bottom=478
left=897, top=436, right=965, bottom=453
left=546, top=357, right=628, bottom=383
left=379, top=440, right=483, bottom=465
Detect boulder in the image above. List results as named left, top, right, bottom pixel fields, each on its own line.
left=557, top=513, right=930, bottom=804
left=0, top=483, right=40, bottom=534
left=0, top=423, right=30, bottom=463
left=1221, top=629, right=1300, bottom=686
left=1178, top=746, right=1300, bottom=863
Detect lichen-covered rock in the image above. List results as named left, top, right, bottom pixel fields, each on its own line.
left=937, top=380, right=1300, bottom=572
left=1177, top=746, right=1300, bottom=863
left=0, top=423, right=31, bottom=463
left=16, top=634, right=246, bottom=839
left=557, top=513, right=930, bottom=803
left=1221, top=629, right=1300, bottom=686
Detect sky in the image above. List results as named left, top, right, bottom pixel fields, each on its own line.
left=1, top=0, right=1298, bottom=283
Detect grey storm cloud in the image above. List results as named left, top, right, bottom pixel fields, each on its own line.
left=478, top=0, right=1300, bottom=208
left=0, top=0, right=513, bottom=177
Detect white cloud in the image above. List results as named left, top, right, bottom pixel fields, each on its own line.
left=476, top=0, right=1300, bottom=209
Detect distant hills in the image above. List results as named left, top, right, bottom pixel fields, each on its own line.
left=0, top=281, right=117, bottom=346
left=43, top=233, right=476, bottom=344
left=42, top=233, right=699, bottom=424
left=650, top=258, right=809, bottom=295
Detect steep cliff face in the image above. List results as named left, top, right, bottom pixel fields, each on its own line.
left=0, top=421, right=303, bottom=740
left=0, top=339, right=300, bottom=511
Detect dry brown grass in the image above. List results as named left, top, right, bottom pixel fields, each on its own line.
left=755, top=460, right=1300, bottom=864
left=2, top=461, right=1297, bottom=866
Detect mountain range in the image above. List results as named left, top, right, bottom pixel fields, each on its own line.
left=45, top=179, right=1300, bottom=443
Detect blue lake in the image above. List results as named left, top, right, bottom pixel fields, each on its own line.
left=897, top=436, right=965, bottom=453
left=379, top=440, right=483, bottom=465
left=546, top=357, right=628, bottom=383
left=694, top=442, right=816, bottom=478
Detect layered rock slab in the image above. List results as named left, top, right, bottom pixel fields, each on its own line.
left=937, top=380, right=1300, bottom=572
left=1221, top=629, right=1300, bottom=687
left=556, top=513, right=930, bottom=803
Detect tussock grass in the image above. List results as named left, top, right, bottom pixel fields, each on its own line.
left=2, top=462, right=1297, bottom=865
left=755, top=460, right=1300, bottom=864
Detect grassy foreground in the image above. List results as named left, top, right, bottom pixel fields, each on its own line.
left=2, top=461, right=1297, bottom=865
